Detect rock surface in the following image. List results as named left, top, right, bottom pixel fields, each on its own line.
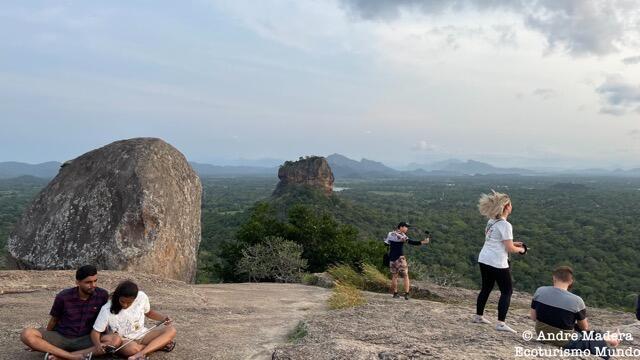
left=1, top=271, right=638, bottom=359
left=7, top=138, right=202, bottom=282
left=273, top=156, right=334, bottom=196
left=0, top=270, right=329, bottom=360
left=273, top=280, right=640, bottom=359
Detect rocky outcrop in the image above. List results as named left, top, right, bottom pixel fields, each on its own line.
left=7, top=138, right=202, bottom=282
left=273, top=156, right=334, bottom=196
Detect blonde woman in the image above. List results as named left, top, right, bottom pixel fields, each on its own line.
left=473, top=190, right=526, bottom=333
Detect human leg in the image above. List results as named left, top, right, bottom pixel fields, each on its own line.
left=128, top=325, right=177, bottom=359
left=476, top=263, right=496, bottom=316
left=494, top=267, right=513, bottom=322
left=68, top=333, right=122, bottom=357
left=20, top=328, right=82, bottom=360
left=563, top=331, right=615, bottom=360
left=390, top=273, right=399, bottom=294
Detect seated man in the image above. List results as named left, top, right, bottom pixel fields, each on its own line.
left=530, top=266, right=620, bottom=360
left=20, top=265, right=119, bottom=360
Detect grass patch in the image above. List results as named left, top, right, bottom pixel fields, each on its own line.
left=287, top=321, right=308, bottom=343
left=327, top=264, right=364, bottom=288
left=328, top=281, right=366, bottom=310
left=361, top=263, right=390, bottom=292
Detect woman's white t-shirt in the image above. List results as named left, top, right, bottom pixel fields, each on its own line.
left=93, top=291, right=151, bottom=339
left=477, top=219, right=513, bottom=269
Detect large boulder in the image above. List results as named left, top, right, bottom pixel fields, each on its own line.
left=7, top=138, right=202, bottom=282
left=273, top=156, right=334, bottom=196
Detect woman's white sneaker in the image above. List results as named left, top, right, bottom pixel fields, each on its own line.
left=472, top=315, right=491, bottom=324
left=495, top=322, right=517, bottom=333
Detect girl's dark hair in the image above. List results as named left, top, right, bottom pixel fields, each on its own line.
left=110, top=280, right=139, bottom=314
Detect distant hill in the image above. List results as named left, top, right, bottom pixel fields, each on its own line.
left=0, top=161, right=61, bottom=179
left=408, top=159, right=536, bottom=176
left=326, top=154, right=398, bottom=178
left=2, top=158, right=640, bottom=179
left=190, top=162, right=276, bottom=177
left=438, top=160, right=535, bottom=175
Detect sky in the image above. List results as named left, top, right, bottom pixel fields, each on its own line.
left=1, top=0, right=640, bottom=169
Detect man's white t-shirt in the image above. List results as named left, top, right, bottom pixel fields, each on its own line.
left=93, top=291, right=151, bottom=339
left=478, top=219, right=513, bottom=269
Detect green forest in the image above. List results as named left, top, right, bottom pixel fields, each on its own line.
left=2, top=175, right=640, bottom=310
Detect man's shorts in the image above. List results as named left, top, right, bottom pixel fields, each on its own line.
left=37, top=328, right=93, bottom=351
left=390, top=256, right=408, bottom=275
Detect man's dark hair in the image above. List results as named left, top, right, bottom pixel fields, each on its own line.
left=552, top=266, right=574, bottom=283
left=110, top=280, right=139, bottom=314
left=75, top=265, right=97, bottom=281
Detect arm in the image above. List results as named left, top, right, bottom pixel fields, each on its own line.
left=576, top=318, right=589, bottom=331
left=46, top=316, right=58, bottom=331
left=502, top=240, right=525, bottom=254
left=145, top=309, right=171, bottom=323
left=90, top=329, right=102, bottom=348
left=407, top=236, right=430, bottom=246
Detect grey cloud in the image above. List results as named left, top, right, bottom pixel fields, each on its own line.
left=339, top=0, right=637, bottom=56
left=622, top=56, right=640, bottom=65
left=532, top=88, right=555, bottom=100
left=596, top=75, right=640, bottom=115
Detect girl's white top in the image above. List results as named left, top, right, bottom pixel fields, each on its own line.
left=93, top=291, right=151, bottom=339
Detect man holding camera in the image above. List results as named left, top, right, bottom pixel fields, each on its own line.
left=385, top=222, right=430, bottom=300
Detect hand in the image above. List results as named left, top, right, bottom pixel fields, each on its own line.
left=513, top=241, right=523, bottom=247
left=421, top=237, right=430, bottom=245
left=519, top=244, right=528, bottom=255
left=163, top=317, right=173, bottom=325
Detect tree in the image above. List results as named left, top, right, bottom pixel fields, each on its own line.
left=237, top=236, right=307, bottom=283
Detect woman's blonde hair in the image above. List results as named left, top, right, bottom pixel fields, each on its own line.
left=478, top=190, right=511, bottom=219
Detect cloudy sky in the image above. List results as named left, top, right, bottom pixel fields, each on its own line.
left=1, top=0, right=640, bottom=169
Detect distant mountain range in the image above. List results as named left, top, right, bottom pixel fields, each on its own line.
left=325, top=154, right=398, bottom=178
left=2, top=157, right=640, bottom=180
left=0, top=161, right=61, bottom=179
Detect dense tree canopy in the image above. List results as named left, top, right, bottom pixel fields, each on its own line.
left=2, top=175, right=639, bottom=310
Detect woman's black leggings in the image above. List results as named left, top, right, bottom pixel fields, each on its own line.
left=476, top=262, right=513, bottom=322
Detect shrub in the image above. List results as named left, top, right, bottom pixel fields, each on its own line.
left=237, top=236, right=307, bottom=283
left=327, top=264, right=364, bottom=289
left=301, top=273, right=319, bottom=285
left=328, top=281, right=366, bottom=309
left=407, top=258, right=429, bottom=281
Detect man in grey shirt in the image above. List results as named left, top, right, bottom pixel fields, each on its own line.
left=530, top=266, right=620, bottom=359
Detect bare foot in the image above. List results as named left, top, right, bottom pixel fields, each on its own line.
left=604, top=330, right=621, bottom=347
left=127, top=353, right=147, bottom=360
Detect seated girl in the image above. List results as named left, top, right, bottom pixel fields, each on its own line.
left=91, top=280, right=176, bottom=360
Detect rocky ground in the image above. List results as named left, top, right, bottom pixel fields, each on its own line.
left=2, top=271, right=639, bottom=360
left=273, top=280, right=640, bottom=360
left=0, top=270, right=328, bottom=360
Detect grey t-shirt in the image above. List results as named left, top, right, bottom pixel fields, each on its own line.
left=531, top=286, right=587, bottom=346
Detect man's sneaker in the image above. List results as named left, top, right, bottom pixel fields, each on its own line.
left=404, top=293, right=410, bottom=300
left=496, top=322, right=517, bottom=334
left=472, top=315, right=491, bottom=324
left=392, top=292, right=400, bottom=299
